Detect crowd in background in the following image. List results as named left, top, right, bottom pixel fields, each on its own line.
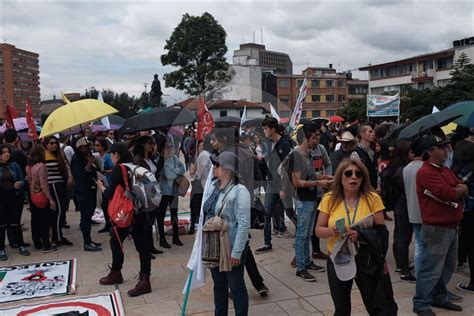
left=0, top=116, right=473, bottom=316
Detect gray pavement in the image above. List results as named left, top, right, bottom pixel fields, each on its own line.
left=1, top=197, right=473, bottom=315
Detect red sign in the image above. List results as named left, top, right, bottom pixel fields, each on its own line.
left=4, top=104, right=19, bottom=129
left=25, top=97, right=38, bottom=140
left=196, top=95, right=214, bottom=141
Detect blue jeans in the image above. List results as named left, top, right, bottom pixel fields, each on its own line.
left=263, top=193, right=284, bottom=246
left=413, top=224, right=458, bottom=312
left=412, top=223, right=422, bottom=278
left=294, top=199, right=316, bottom=271
left=210, top=245, right=249, bottom=316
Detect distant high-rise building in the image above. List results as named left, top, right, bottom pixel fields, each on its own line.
left=0, top=43, right=41, bottom=118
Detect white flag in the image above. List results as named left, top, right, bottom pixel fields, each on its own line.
left=289, top=78, right=307, bottom=129
left=183, top=167, right=214, bottom=293
left=98, top=92, right=111, bottom=129
left=432, top=106, right=440, bottom=113
left=240, top=106, right=248, bottom=125
left=269, top=103, right=280, bottom=121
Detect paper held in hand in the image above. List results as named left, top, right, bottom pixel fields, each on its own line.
left=349, top=213, right=375, bottom=230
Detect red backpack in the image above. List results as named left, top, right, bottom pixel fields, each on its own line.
left=108, top=164, right=135, bottom=228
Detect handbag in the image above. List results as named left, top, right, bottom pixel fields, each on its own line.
left=173, top=157, right=190, bottom=197
left=201, top=185, right=234, bottom=269
left=28, top=167, right=49, bottom=209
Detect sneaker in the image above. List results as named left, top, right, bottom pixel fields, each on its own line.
left=457, top=283, right=474, bottom=294
left=413, top=309, right=435, bottom=316
left=306, top=262, right=326, bottom=272
left=59, top=238, right=73, bottom=246
left=91, top=241, right=102, bottom=247
left=276, top=231, right=293, bottom=238
left=255, top=284, right=269, bottom=296
left=84, top=243, right=102, bottom=252
left=456, top=263, right=470, bottom=277
left=395, top=267, right=401, bottom=273
left=296, top=269, right=317, bottom=282
left=43, top=245, right=59, bottom=253
left=19, top=247, right=30, bottom=256
left=400, top=272, right=417, bottom=283
left=312, top=251, right=329, bottom=260
left=255, top=245, right=272, bottom=254
left=0, top=250, right=7, bottom=261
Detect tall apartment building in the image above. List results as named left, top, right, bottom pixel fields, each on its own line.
left=359, top=36, right=474, bottom=95
left=221, top=43, right=293, bottom=102
left=273, top=66, right=368, bottom=119
left=0, top=43, right=41, bottom=118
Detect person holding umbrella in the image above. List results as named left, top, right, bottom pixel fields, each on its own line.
left=70, top=137, right=102, bottom=252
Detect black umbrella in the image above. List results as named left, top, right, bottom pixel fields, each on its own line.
left=397, top=109, right=462, bottom=141
left=214, top=116, right=241, bottom=128
left=120, top=107, right=196, bottom=134
left=241, top=118, right=263, bottom=128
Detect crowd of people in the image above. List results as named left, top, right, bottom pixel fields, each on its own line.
left=0, top=116, right=473, bottom=316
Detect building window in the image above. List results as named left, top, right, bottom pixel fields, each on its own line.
left=326, top=80, right=334, bottom=88
left=311, top=80, right=320, bottom=88
left=279, top=95, right=290, bottom=103
left=437, top=57, right=453, bottom=70
left=326, top=95, right=335, bottom=102
left=296, top=79, right=304, bottom=88
left=338, top=95, right=346, bottom=102
left=301, top=110, right=307, bottom=118
left=326, top=110, right=336, bottom=117
left=280, top=110, right=290, bottom=118
left=349, top=85, right=368, bottom=95
left=220, top=110, right=227, bottom=117
left=338, top=80, right=345, bottom=88
left=279, top=79, right=290, bottom=88
left=311, top=95, right=320, bottom=102
left=312, top=110, right=321, bottom=117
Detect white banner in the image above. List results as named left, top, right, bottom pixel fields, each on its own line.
left=289, top=78, right=307, bottom=129
left=367, top=94, right=400, bottom=117
left=0, top=259, right=77, bottom=303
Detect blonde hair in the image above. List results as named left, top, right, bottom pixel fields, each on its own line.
left=327, top=158, right=376, bottom=213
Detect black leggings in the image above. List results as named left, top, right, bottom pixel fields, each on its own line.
left=30, top=198, right=52, bottom=249
left=49, top=182, right=67, bottom=241
left=0, top=189, right=21, bottom=250
left=460, top=211, right=474, bottom=286
left=157, top=195, right=179, bottom=239
left=77, top=189, right=97, bottom=245
left=110, top=212, right=151, bottom=275
left=190, top=192, right=203, bottom=230
left=392, top=202, right=413, bottom=274
left=327, top=258, right=378, bottom=316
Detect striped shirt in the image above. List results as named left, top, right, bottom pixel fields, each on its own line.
left=45, top=151, right=65, bottom=184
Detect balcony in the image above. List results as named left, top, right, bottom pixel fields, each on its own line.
left=411, top=69, right=435, bottom=82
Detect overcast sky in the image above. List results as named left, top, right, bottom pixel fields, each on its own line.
left=2, top=0, right=473, bottom=104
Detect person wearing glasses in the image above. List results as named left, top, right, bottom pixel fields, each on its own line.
left=105, top=130, right=116, bottom=146
left=44, top=135, right=73, bottom=247
left=316, top=158, right=387, bottom=315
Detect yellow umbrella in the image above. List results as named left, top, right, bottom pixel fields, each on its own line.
left=40, top=96, right=118, bottom=138
left=442, top=122, right=457, bottom=135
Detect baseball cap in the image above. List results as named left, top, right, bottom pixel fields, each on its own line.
left=420, top=135, right=449, bottom=152
left=210, top=151, right=239, bottom=174
left=330, top=237, right=357, bottom=281
left=75, top=137, right=89, bottom=148
left=339, top=131, right=355, bottom=143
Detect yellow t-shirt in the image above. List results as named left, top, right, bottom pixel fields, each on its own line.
left=318, top=191, right=384, bottom=254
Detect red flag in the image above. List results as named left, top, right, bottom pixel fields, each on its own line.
left=25, top=98, right=38, bottom=140
left=196, top=95, right=214, bottom=141
left=4, top=104, right=19, bottom=129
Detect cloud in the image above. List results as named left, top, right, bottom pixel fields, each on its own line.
left=1, top=0, right=473, bottom=104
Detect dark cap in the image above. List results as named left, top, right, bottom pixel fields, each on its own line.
left=420, top=135, right=449, bottom=152
left=210, top=151, right=239, bottom=173
left=109, top=142, right=129, bottom=156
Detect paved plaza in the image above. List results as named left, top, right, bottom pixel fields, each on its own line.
left=1, top=197, right=473, bottom=316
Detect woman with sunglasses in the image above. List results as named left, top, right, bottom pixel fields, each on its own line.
left=316, top=158, right=387, bottom=316
left=0, top=144, right=28, bottom=260
left=44, top=135, right=72, bottom=247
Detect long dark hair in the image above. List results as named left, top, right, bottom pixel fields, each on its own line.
left=44, top=135, right=68, bottom=174
left=27, top=144, right=46, bottom=166
left=0, top=144, right=11, bottom=163
left=386, top=140, right=412, bottom=175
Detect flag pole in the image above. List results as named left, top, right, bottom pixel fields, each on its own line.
left=182, top=270, right=194, bottom=316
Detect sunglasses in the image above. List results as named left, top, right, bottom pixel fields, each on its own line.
left=343, top=170, right=363, bottom=178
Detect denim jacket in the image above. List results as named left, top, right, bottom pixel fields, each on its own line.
left=159, top=155, right=185, bottom=196
left=208, top=180, right=250, bottom=259
left=0, top=162, right=25, bottom=195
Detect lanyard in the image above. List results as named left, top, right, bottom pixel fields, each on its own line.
left=343, top=198, right=360, bottom=226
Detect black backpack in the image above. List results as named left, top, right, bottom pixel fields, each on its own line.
left=379, top=168, right=398, bottom=211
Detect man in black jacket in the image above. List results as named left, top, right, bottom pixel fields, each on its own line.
left=351, top=124, right=378, bottom=189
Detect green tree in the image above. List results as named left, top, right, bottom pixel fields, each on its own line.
left=337, top=98, right=367, bottom=123
left=161, top=12, right=231, bottom=98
